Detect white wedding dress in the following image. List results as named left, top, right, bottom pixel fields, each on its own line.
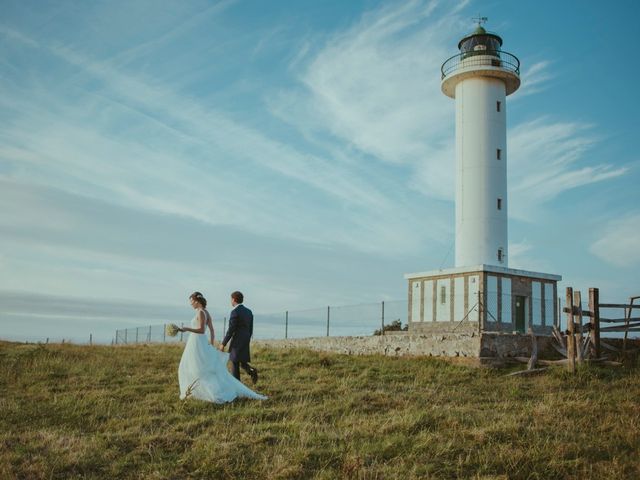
left=178, top=309, right=267, bottom=403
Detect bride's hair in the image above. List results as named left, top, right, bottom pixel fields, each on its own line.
left=189, top=291, right=207, bottom=308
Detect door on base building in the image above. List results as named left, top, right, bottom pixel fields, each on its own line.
left=515, top=296, right=526, bottom=333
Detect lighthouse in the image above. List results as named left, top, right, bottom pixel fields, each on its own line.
left=404, top=20, right=561, bottom=350
left=441, top=23, right=520, bottom=267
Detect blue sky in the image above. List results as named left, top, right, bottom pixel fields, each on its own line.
left=1, top=0, right=638, bottom=343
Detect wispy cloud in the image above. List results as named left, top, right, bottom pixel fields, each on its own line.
left=106, top=0, right=238, bottom=68
left=590, top=214, right=640, bottom=267
left=515, top=60, right=554, bottom=98
left=508, top=119, right=627, bottom=220
left=506, top=238, right=558, bottom=273
left=1, top=22, right=434, bottom=255
left=270, top=0, right=462, bottom=190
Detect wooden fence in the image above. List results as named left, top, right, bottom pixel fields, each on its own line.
left=561, top=287, right=639, bottom=372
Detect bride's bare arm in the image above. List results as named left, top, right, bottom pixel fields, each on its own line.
left=207, top=315, right=215, bottom=344
left=180, top=311, right=206, bottom=334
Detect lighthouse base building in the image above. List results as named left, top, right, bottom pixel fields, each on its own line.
left=405, top=265, right=561, bottom=357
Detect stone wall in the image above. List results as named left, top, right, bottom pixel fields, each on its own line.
left=480, top=332, right=556, bottom=358
left=256, top=328, right=481, bottom=358
left=257, top=325, right=557, bottom=360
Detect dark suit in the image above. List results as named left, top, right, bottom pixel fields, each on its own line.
left=222, top=304, right=256, bottom=380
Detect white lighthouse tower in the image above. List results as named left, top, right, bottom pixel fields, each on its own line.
left=404, top=20, right=562, bottom=349
left=441, top=23, right=520, bottom=267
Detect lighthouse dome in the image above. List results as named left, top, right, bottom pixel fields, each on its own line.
left=457, top=26, right=503, bottom=56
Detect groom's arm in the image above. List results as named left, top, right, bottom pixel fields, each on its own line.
left=222, top=310, right=238, bottom=347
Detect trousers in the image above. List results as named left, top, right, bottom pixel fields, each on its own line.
left=231, top=361, right=255, bottom=380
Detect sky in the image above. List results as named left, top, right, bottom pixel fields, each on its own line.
left=1, top=0, right=639, bottom=343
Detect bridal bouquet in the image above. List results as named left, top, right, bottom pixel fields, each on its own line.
left=165, top=323, right=181, bottom=337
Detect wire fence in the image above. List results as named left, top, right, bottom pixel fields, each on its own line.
left=114, top=300, right=408, bottom=345
left=112, top=292, right=639, bottom=345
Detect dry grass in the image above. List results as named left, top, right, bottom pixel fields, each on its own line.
left=1, top=340, right=639, bottom=479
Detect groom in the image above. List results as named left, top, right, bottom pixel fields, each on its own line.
left=220, top=291, right=258, bottom=384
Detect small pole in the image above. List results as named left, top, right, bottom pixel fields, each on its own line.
left=326, top=306, right=330, bottom=337
left=89, top=333, right=92, bottom=346
left=223, top=317, right=227, bottom=334
left=135, top=327, right=139, bottom=344
left=46, top=337, right=49, bottom=344
left=574, top=290, right=583, bottom=363
left=124, top=329, right=128, bottom=344
left=285, top=311, right=289, bottom=339
left=180, top=323, right=184, bottom=342
left=381, top=301, right=385, bottom=336
left=588, top=288, right=600, bottom=358
left=147, top=325, right=152, bottom=343
left=163, top=323, right=166, bottom=343
left=566, top=287, right=575, bottom=373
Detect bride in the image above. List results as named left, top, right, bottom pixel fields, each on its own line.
left=177, top=291, right=267, bottom=403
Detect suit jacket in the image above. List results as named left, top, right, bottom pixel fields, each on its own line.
left=222, top=304, right=253, bottom=363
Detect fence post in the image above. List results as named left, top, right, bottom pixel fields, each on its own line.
left=89, top=333, right=92, bottom=346
left=623, top=297, right=634, bottom=354
left=223, top=317, right=226, bottom=335
left=180, top=323, right=184, bottom=342
left=566, top=287, right=575, bottom=373
left=148, top=325, right=152, bottom=343
left=574, top=290, right=583, bottom=363
left=285, top=311, right=288, bottom=339
left=588, top=288, right=600, bottom=359
left=163, top=324, right=166, bottom=342
left=124, top=329, right=128, bottom=344
left=135, top=327, right=139, bottom=344
left=326, top=306, right=330, bottom=337
left=381, top=301, right=385, bottom=336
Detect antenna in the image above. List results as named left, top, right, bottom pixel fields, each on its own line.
left=472, top=15, right=488, bottom=27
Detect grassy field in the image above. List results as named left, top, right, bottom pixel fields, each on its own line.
left=1, top=341, right=639, bottom=479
